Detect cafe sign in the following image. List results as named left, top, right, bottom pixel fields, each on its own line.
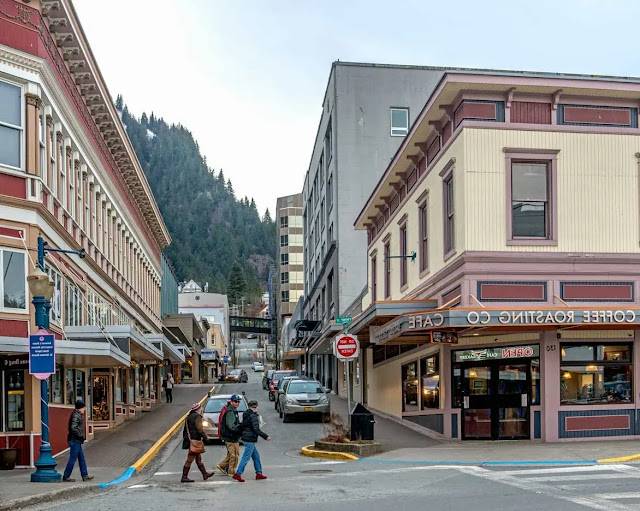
left=371, top=307, right=640, bottom=344
left=454, top=344, right=539, bottom=362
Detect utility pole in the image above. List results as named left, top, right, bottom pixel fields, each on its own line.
left=240, top=296, right=246, bottom=316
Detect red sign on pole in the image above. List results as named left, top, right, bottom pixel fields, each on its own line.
left=335, top=335, right=359, bottom=360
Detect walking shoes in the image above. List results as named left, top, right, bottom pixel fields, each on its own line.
left=256, top=474, right=267, bottom=480
left=216, top=464, right=228, bottom=475
left=232, top=474, right=245, bottom=482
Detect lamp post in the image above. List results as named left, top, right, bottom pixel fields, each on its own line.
left=29, top=236, right=84, bottom=483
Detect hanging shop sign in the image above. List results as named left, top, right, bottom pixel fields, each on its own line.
left=454, top=344, right=539, bottom=362
left=371, top=307, right=640, bottom=344
left=200, top=349, right=217, bottom=361
left=431, top=331, right=458, bottom=344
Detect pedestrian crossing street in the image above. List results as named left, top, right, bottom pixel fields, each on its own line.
left=461, top=463, right=640, bottom=510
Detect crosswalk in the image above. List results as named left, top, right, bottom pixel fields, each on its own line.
left=460, top=463, right=640, bottom=510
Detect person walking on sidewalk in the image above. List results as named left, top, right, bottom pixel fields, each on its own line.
left=164, top=373, right=175, bottom=403
left=217, top=395, right=242, bottom=475
left=233, top=400, right=271, bottom=482
left=181, top=403, right=214, bottom=483
left=63, top=400, right=93, bottom=482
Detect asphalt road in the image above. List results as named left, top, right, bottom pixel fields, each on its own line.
left=34, top=367, right=640, bottom=511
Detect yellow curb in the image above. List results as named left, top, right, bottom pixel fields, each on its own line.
left=131, top=385, right=215, bottom=472
left=300, top=445, right=358, bottom=461
left=598, top=453, right=640, bottom=463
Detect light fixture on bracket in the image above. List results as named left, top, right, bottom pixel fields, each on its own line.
left=384, top=251, right=417, bottom=262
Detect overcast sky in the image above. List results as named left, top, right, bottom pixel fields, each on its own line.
left=73, top=0, right=640, bottom=215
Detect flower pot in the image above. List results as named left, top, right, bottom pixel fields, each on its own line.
left=0, top=448, right=17, bottom=470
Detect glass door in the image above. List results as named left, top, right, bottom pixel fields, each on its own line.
left=462, top=365, right=493, bottom=439
left=497, top=363, right=530, bottom=439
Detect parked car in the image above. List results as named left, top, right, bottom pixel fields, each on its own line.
left=275, top=375, right=311, bottom=412
left=221, top=369, right=248, bottom=383
left=268, top=370, right=297, bottom=401
left=262, top=369, right=275, bottom=390
left=279, top=379, right=330, bottom=423
left=247, top=334, right=258, bottom=339
left=202, top=393, right=248, bottom=442
left=252, top=361, right=264, bottom=372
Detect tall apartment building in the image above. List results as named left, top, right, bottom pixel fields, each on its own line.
left=0, top=0, right=182, bottom=466
left=300, top=62, right=447, bottom=391
left=276, top=193, right=304, bottom=341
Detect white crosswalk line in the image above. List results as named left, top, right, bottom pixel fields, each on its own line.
left=594, top=492, right=640, bottom=500
left=493, top=464, right=621, bottom=476
left=517, top=472, right=639, bottom=483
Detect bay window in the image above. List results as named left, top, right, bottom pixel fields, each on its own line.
left=0, top=80, right=22, bottom=169
left=1, top=249, right=26, bottom=311
left=65, top=281, right=83, bottom=327
left=45, top=264, right=62, bottom=324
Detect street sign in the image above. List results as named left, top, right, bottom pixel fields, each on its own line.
left=29, top=332, right=55, bottom=379
left=222, top=355, right=229, bottom=364
left=334, top=334, right=359, bottom=360
left=335, top=317, right=352, bottom=325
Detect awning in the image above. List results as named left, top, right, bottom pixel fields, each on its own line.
left=66, top=325, right=162, bottom=363
left=283, top=349, right=305, bottom=361
left=2, top=332, right=130, bottom=368
left=370, top=306, right=640, bottom=345
left=146, top=333, right=186, bottom=364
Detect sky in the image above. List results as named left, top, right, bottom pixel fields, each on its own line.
left=72, top=0, right=640, bottom=215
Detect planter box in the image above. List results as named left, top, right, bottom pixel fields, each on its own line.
left=0, top=448, right=17, bottom=470
left=314, top=440, right=382, bottom=457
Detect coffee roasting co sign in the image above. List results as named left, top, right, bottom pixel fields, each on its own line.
left=371, top=308, right=640, bottom=344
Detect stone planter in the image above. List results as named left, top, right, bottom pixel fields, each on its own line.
left=314, top=440, right=383, bottom=457
left=0, top=448, right=17, bottom=470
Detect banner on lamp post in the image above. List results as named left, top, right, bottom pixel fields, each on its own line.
left=29, top=330, right=55, bottom=380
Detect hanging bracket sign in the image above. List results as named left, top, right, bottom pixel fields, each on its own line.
left=29, top=331, right=55, bottom=380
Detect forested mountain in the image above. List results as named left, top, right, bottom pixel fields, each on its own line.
left=116, top=96, right=275, bottom=302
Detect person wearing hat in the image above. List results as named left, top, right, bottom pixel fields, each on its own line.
left=181, top=402, right=214, bottom=483
left=217, top=395, right=242, bottom=476
left=63, top=400, right=93, bottom=482
left=233, top=400, right=271, bottom=482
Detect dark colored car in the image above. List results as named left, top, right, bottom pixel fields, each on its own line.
left=262, top=369, right=276, bottom=390
left=221, top=369, right=248, bottom=383
left=268, top=370, right=297, bottom=401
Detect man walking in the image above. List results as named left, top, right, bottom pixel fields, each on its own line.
left=233, top=400, right=271, bottom=482
left=217, top=395, right=242, bottom=475
left=164, top=373, right=175, bottom=403
left=63, top=400, right=93, bottom=482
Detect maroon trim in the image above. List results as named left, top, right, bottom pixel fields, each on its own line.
left=0, top=174, right=26, bottom=199
left=479, top=282, right=546, bottom=301
left=442, top=285, right=461, bottom=305
left=561, top=282, right=634, bottom=301
left=565, top=415, right=630, bottom=432
left=427, top=135, right=441, bottom=163
left=0, top=226, right=24, bottom=239
left=441, top=120, right=453, bottom=145
left=0, top=319, right=28, bottom=337
left=455, top=101, right=497, bottom=126
left=563, top=106, right=631, bottom=126
left=511, top=101, right=551, bottom=124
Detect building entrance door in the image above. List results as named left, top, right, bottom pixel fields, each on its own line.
left=461, top=360, right=530, bottom=440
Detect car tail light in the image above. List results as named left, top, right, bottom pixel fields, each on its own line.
left=269, top=384, right=274, bottom=391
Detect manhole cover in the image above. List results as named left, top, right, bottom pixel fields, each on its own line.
left=300, top=469, right=333, bottom=474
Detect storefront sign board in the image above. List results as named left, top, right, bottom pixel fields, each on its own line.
left=0, top=354, right=29, bottom=370
left=454, top=344, right=539, bottom=362
left=431, top=331, right=458, bottom=344
left=201, top=349, right=217, bottom=361
left=29, top=332, right=55, bottom=379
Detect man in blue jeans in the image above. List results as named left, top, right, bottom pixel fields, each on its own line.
left=63, top=400, right=93, bottom=482
left=233, top=400, right=271, bottom=482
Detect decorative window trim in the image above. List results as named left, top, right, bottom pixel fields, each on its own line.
left=0, top=78, right=24, bottom=172
left=505, top=148, right=559, bottom=246
left=442, top=164, right=455, bottom=259
left=418, top=197, right=429, bottom=277
left=560, top=281, right=635, bottom=303
left=477, top=281, right=547, bottom=302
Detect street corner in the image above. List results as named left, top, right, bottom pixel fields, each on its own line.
left=300, top=445, right=358, bottom=461
left=598, top=453, right=640, bottom=464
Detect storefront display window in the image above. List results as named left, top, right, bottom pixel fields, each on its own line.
left=5, top=369, right=25, bottom=431
left=75, top=370, right=85, bottom=405
left=129, top=368, right=135, bottom=404
left=49, top=364, right=63, bottom=404
left=115, top=368, right=126, bottom=403
left=92, top=375, right=109, bottom=421
left=561, top=343, right=632, bottom=405
left=149, top=367, right=155, bottom=397
left=420, top=355, right=439, bottom=409
left=138, top=367, right=144, bottom=397
left=65, top=369, right=75, bottom=405
left=402, top=362, right=418, bottom=412
left=143, top=367, right=149, bottom=398
left=531, top=360, right=540, bottom=405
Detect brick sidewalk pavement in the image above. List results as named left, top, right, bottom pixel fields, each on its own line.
left=0, top=384, right=213, bottom=510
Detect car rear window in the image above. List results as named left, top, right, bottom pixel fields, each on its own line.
left=205, top=398, right=247, bottom=413
left=288, top=382, right=324, bottom=394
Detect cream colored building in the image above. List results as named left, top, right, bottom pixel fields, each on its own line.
left=351, top=70, right=640, bottom=442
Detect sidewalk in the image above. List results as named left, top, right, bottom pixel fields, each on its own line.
left=329, top=395, right=640, bottom=464
left=0, top=384, right=213, bottom=510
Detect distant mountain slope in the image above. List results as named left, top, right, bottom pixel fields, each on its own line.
left=116, top=96, right=275, bottom=300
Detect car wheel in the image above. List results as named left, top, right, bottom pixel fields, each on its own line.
left=268, top=394, right=274, bottom=402
left=282, top=413, right=290, bottom=423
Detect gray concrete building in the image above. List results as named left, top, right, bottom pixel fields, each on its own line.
left=300, top=62, right=447, bottom=392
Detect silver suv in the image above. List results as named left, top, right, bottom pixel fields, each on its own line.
left=278, top=379, right=330, bottom=423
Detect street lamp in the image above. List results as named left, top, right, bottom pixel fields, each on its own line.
left=29, top=236, right=84, bottom=483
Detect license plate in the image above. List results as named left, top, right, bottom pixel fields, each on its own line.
left=304, top=407, right=313, bottom=412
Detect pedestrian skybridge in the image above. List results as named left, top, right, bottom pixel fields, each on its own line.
left=229, top=315, right=272, bottom=334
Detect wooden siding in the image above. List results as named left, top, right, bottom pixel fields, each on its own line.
left=463, top=129, right=640, bottom=253
left=511, top=101, right=551, bottom=124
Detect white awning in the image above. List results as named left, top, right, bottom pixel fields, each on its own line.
left=146, top=333, right=186, bottom=364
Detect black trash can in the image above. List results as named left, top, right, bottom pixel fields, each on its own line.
left=0, top=448, right=17, bottom=470
left=350, top=403, right=375, bottom=441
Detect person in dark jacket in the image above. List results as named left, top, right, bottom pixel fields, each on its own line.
left=181, top=402, right=214, bottom=483
left=217, top=395, right=242, bottom=475
left=63, top=400, right=93, bottom=482
left=233, top=400, right=271, bottom=482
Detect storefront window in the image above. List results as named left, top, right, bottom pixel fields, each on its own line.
left=531, top=360, right=540, bottom=405
left=65, top=369, right=75, bottom=405
left=5, top=369, right=25, bottom=431
left=92, top=375, right=109, bottom=421
left=115, top=368, right=127, bottom=403
left=402, top=362, right=418, bottom=412
left=420, top=355, right=439, bottom=409
left=135, top=367, right=141, bottom=399
left=561, top=343, right=632, bottom=405
left=49, top=364, right=63, bottom=404
left=129, top=368, right=135, bottom=404
left=75, top=370, right=85, bottom=405
left=144, top=367, right=149, bottom=398
left=149, top=367, right=155, bottom=397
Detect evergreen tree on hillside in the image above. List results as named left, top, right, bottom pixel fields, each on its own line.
left=227, top=262, right=247, bottom=307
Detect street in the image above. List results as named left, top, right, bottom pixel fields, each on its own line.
left=31, top=368, right=640, bottom=511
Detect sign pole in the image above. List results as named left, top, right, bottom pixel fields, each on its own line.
left=346, top=359, right=352, bottom=427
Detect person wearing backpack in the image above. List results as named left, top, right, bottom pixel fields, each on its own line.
left=217, top=395, right=242, bottom=475
left=233, top=400, right=271, bottom=482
